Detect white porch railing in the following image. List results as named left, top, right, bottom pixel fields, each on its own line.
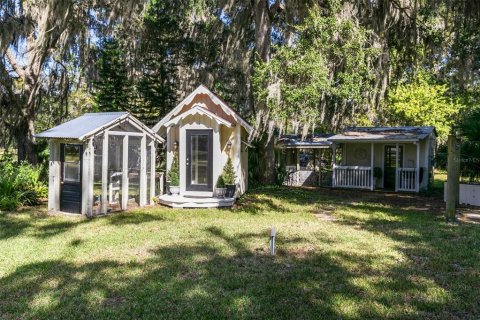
left=397, top=168, right=417, bottom=192
left=333, top=166, right=372, bottom=190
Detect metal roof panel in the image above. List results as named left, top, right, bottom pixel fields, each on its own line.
left=328, top=126, right=435, bottom=142
left=35, top=112, right=129, bottom=140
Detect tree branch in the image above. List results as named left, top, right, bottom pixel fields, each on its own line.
left=5, top=48, right=25, bottom=79
left=268, top=0, right=284, bottom=20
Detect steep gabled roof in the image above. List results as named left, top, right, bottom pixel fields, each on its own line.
left=152, top=84, right=252, bottom=133
left=36, top=112, right=164, bottom=142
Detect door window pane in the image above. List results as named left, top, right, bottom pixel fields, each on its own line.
left=63, top=145, right=81, bottom=182
left=191, top=135, right=208, bottom=185
left=385, top=146, right=403, bottom=168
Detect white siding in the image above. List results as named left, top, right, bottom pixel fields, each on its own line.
left=164, top=112, right=246, bottom=197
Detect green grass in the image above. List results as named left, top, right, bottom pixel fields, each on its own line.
left=0, top=185, right=479, bottom=319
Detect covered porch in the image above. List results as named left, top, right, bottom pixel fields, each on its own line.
left=276, top=134, right=334, bottom=187
left=331, top=143, right=420, bottom=192
left=329, top=127, right=436, bottom=193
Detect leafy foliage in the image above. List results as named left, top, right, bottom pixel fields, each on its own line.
left=0, top=159, right=47, bottom=211
left=387, top=72, right=463, bottom=143
left=252, top=4, right=379, bottom=137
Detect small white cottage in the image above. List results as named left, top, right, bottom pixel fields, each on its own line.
left=36, top=112, right=164, bottom=215
left=153, top=85, right=252, bottom=208
left=277, top=126, right=437, bottom=192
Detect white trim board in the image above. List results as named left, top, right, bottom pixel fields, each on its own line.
left=152, top=84, right=252, bottom=133
left=163, top=105, right=234, bottom=128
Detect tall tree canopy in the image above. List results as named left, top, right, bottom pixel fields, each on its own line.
left=1, top=0, right=480, bottom=182
left=387, top=72, right=463, bottom=143
left=0, top=0, right=146, bottom=162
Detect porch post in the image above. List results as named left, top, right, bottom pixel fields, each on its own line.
left=296, top=149, right=300, bottom=171
left=48, top=140, right=60, bottom=211
left=395, top=143, right=399, bottom=191
left=234, top=124, right=241, bottom=186
left=139, top=134, right=147, bottom=207
left=332, top=144, right=337, bottom=187
left=150, top=141, right=156, bottom=201
left=122, top=135, right=129, bottom=210
left=296, top=148, right=300, bottom=183
left=370, top=143, right=374, bottom=191
left=83, top=137, right=94, bottom=217
left=416, top=141, right=420, bottom=192
left=101, top=132, right=109, bottom=214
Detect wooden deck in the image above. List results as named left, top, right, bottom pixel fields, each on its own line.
left=158, top=194, right=235, bottom=208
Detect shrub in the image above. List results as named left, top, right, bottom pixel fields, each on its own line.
left=373, top=167, right=383, bottom=179
left=167, top=153, right=180, bottom=186
left=222, top=157, right=237, bottom=185
left=0, top=159, right=47, bottom=211
left=216, top=175, right=226, bottom=188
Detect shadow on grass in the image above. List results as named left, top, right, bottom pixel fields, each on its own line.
left=106, top=211, right=166, bottom=226
left=1, top=185, right=478, bottom=318
left=0, top=225, right=466, bottom=319
left=0, top=209, right=166, bottom=240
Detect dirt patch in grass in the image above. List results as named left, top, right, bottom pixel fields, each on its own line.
left=311, top=206, right=337, bottom=221
left=102, top=295, right=126, bottom=308
left=303, top=187, right=446, bottom=215
left=457, top=207, right=480, bottom=224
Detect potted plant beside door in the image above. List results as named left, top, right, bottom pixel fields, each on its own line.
left=167, top=153, right=180, bottom=195
left=215, top=175, right=227, bottom=198
left=222, top=157, right=237, bottom=198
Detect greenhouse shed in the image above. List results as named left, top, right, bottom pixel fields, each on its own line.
left=36, top=112, right=164, bottom=216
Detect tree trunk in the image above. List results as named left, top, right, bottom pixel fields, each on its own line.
left=253, top=0, right=272, bottom=62
left=15, top=110, right=37, bottom=164
left=252, top=0, right=276, bottom=184
left=6, top=47, right=41, bottom=164
left=257, top=135, right=277, bottom=184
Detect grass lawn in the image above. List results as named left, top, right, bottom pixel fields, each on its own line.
left=1, top=185, right=479, bottom=319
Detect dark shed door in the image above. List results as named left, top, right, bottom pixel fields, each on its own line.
left=384, top=145, right=403, bottom=190
left=60, top=144, right=83, bottom=213
left=186, top=130, right=213, bottom=192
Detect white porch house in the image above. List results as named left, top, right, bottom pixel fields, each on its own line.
left=329, top=127, right=437, bottom=192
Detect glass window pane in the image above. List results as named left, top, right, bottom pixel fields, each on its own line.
left=64, top=162, right=80, bottom=182
left=63, top=144, right=80, bottom=182
left=64, top=145, right=80, bottom=162
left=191, top=135, right=208, bottom=185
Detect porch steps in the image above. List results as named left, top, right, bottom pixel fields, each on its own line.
left=158, top=194, right=235, bottom=208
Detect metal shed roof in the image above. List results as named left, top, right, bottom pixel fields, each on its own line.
left=328, top=126, right=436, bottom=142
left=277, top=134, right=334, bottom=148
left=35, top=112, right=164, bottom=142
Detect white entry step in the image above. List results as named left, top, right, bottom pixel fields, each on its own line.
left=158, top=194, right=235, bottom=208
